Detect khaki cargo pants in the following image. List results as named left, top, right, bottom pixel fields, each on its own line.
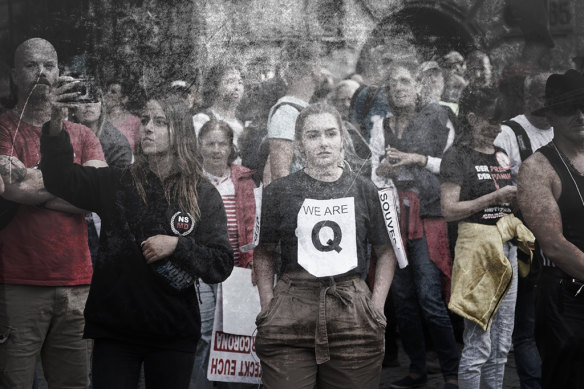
left=255, top=274, right=386, bottom=389
left=0, top=284, right=90, bottom=389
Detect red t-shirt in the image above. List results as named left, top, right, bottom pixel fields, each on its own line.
left=0, top=110, right=105, bottom=285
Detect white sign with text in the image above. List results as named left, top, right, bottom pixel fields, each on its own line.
left=296, top=197, right=358, bottom=277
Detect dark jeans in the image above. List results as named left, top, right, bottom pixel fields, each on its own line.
left=391, top=236, right=459, bottom=379
left=92, top=339, right=196, bottom=389
left=512, top=276, right=541, bottom=389
left=535, top=268, right=584, bottom=389
left=384, top=287, right=399, bottom=360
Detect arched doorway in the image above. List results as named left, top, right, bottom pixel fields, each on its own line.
left=356, top=0, right=482, bottom=82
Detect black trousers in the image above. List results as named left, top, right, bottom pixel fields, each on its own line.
left=92, top=338, right=196, bottom=389
left=535, top=268, right=584, bottom=389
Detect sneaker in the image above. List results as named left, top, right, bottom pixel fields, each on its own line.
left=390, top=374, right=428, bottom=388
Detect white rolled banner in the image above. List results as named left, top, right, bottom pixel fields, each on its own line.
left=240, top=185, right=262, bottom=253
left=378, top=188, right=408, bottom=269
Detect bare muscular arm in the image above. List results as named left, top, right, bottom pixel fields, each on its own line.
left=518, top=153, right=584, bottom=280
left=1, top=154, right=105, bottom=213
left=0, top=155, right=55, bottom=205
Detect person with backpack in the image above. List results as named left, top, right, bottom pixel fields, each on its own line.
left=494, top=72, right=552, bottom=389
left=495, top=73, right=553, bottom=184
left=263, top=41, right=321, bottom=184
left=237, top=74, right=287, bottom=178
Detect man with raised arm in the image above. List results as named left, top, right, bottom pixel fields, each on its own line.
left=518, top=69, right=584, bottom=389
left=0, top=37, right=106, bottom=388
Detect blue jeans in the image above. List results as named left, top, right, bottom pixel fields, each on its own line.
left=459, top=243, right=518, bottom=389
left=391, top=236, right=459, bottom=379
left=190, top=281, right=217, bottom=389
left=513, top=275, right=541, bottom=389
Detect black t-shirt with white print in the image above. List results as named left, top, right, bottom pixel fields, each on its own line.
left=440, top=145, right=513, bottom=225
left=260, top=169, right=391, bottom=277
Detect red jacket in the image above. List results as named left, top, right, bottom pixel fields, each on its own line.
left=230, top=164, right=257, bottom=268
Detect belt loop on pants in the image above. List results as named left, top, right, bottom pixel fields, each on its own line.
left=314, top=276, right=353, bottom=364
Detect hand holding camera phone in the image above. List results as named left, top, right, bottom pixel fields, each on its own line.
left=48, top=76, right=99, bottom=136
left=56, top=76, right=99, bottom=104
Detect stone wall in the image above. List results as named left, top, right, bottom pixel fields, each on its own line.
left=1, top=0, right=583, bottom=86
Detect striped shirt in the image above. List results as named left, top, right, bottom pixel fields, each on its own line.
left=204, top=170, right=240, bottom=266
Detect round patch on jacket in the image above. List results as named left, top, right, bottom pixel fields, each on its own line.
left=170, top=211, right=195, bottom=236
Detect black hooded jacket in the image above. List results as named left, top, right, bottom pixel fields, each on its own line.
left=40, top=129, right=233, bottom=351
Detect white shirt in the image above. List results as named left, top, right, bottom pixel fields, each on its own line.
left=266, top=96, right=308, bottom=141
left=193, top=110, right=244, bottom=147
left=494, top=114, right=554, bottom=184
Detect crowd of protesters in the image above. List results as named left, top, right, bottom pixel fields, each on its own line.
left=0, top=35, right=583, bottom=389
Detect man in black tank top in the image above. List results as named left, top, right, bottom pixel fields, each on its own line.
left=518, top=69, right=584, bottom=389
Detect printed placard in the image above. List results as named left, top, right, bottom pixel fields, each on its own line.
left=222, top=267, right=261, bottom=336
left=296, top=197, right=358, bottom=277
left=378, top=188, right=408, bottom=269
left=208, top=284, right=262, bottom=384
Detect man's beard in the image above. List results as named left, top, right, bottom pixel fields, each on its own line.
left=24, top=83, right=51, bottom=103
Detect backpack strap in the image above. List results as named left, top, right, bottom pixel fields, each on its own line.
left=268, top=101, right=304, bottom=119
left=266, top=100, right=305, bottom=130
left=502, top=120, right=533, bottom=161
left=193, top=108, right=216, bottom=123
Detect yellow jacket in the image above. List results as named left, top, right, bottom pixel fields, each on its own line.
left=448, top=214, right=535, bottom=331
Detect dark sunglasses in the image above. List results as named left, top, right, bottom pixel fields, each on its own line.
left=550, top=100, right=584, bottom=116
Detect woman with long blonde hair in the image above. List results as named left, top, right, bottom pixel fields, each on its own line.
left=40, top=92, right=234, bottom=389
